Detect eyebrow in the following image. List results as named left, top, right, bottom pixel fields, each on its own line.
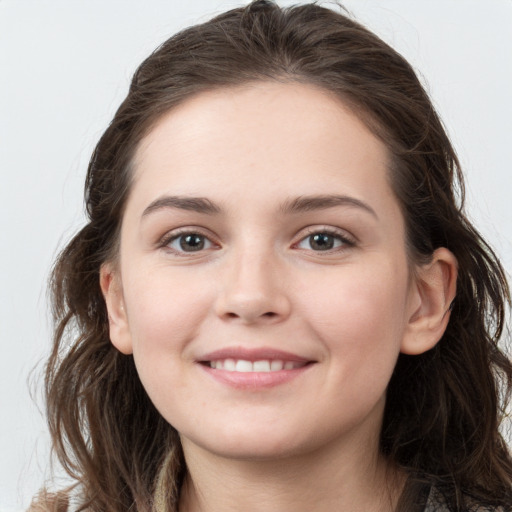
left=141, top=193, right=377, bottom=219
left=280, top=194, right=378, bottom=218
left=142, top=195, right=221, bottom=217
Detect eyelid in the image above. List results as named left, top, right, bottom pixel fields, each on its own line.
left=158, top=226, right=220, bottom=254
left=292, top=225, right=357, bottom=251
left=155, top=224, right=356, bottom=255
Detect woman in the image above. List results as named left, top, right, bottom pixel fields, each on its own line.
left=34, top=1, right=512, bottom=510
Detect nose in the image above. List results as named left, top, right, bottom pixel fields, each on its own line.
left=214, top=249, right=291, bottom=325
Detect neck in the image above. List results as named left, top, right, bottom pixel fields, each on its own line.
left=178, top=432, right=405, bottom=512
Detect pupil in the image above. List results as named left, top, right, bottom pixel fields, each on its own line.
left=310, top=233, right=334, bottom=250
left=180, top=234, right=204, bottom=251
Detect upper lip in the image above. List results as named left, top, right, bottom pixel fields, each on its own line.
left=198, top=346, right=313, bottom=363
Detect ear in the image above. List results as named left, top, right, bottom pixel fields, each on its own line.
left=100, top=263, right=133, bottom=355
left=401, top=247, right=458, bottom=355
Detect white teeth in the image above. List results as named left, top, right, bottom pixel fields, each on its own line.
left=235, top=360, right=253, bottom=372
left=224, top=358, right=236, bottom=371
left=208, top=359, right=304, bottom=372
left=270, top=360, right=284, bottom=371
left=253, top=360, right=271, bottom=372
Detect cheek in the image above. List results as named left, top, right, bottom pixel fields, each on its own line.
left=304, top=268, right=409, bottom=432
left=297, top=260, right=410, bottom=371
left=122, top=267, right=213, bottom=363
left=121, top=267, right=217, bottom=418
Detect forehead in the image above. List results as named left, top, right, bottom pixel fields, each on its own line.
left=130, top=81, right=395, bottom=215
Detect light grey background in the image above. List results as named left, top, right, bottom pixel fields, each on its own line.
left=1, top=1, right=511, bottom=510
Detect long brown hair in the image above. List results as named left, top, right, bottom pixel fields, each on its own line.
left=40, top=1, right=512, bottom=510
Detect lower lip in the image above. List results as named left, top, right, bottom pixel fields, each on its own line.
left=198, top=363, right=314, bottom=389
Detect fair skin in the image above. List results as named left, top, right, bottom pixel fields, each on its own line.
left=101, top=82, right=457, bottom=512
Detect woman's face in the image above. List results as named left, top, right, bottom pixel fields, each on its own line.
left=104, top=82, right=425, bottom=460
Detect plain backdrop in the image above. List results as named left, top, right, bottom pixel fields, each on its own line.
left=1, top=1, right=511, bottom=510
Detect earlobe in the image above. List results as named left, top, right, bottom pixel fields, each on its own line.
left=99, top=263, right=133, bottom=355
left=401, top=248, right=458, bottom=355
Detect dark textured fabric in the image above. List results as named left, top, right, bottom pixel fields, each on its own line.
left=423, top=486, right=452, bottom=511
left=423, top=485, right=509, bottom=511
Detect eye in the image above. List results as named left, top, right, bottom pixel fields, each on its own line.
left=166, top=232, right=214, bottom=253
left=296, top=230, right=354, bottom=252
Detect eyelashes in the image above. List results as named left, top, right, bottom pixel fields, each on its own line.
left=166, top=232, right=214, bottom=253
left=294, top=228, right=356, bottom=252
left=158, top=226, right=356, bottom=257
left=158, top=228, right=218, bottom=256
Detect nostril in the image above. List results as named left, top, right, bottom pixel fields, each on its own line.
left=223, top=311, right=278, bottom=321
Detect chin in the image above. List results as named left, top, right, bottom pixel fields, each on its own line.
left=179, top=418, right=343, bottom=463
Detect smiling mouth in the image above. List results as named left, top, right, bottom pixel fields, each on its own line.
left=198, top=349, right=315, bottom=388
left=203, top=359, right=309, bottom=372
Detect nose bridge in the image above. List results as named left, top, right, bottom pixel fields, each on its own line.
left=215, top=237, right=290, bottom=323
